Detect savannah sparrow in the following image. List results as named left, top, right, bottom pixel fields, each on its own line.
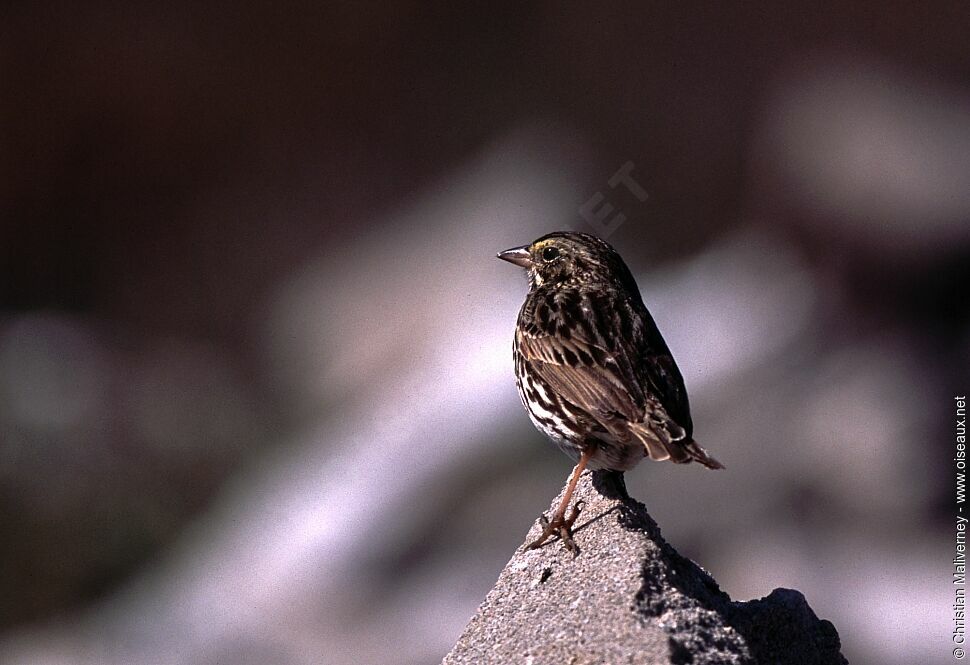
left=498, top=232, right=723, bottom=552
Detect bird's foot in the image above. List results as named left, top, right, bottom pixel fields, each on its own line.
left=526, top=500, right=585, bottom=554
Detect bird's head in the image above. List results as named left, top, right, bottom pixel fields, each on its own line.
left=497, top=231, right=637, bottom=291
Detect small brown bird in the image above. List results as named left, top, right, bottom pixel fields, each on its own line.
left=498, top=232, right=723, bottom=552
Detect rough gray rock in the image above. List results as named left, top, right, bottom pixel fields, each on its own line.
left=444, top=470, right=846, bottom=665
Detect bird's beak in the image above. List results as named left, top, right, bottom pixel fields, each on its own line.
left=496, top=245, right=533, bottom=268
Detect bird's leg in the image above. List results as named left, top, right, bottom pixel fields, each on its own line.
left=527, top=448, right=593, bottom=553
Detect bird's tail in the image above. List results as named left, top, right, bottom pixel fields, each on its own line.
left=679, top=437, right=725, bottom=470
left=630, top=424, right=725, bottom=470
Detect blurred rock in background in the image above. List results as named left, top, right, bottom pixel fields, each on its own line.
left=1, top=3, right=967, bottom=664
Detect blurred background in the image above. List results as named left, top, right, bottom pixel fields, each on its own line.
left=1, top=2, right=968, bottom=663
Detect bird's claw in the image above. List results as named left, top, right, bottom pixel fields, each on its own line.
left=526, top=500, right=585, bottom=554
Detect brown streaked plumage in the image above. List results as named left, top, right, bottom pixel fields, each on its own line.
left=498, top=231, right=723, bottom=553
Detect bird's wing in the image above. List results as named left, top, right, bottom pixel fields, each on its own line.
left=517, top=288, right=692, bottom=437
left=518, top=330, right=642, bottom=423
left=635, top=307, right=694, bottom=439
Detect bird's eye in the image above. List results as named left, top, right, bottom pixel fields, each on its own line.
left=542, top=246, right=560, bottom=261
